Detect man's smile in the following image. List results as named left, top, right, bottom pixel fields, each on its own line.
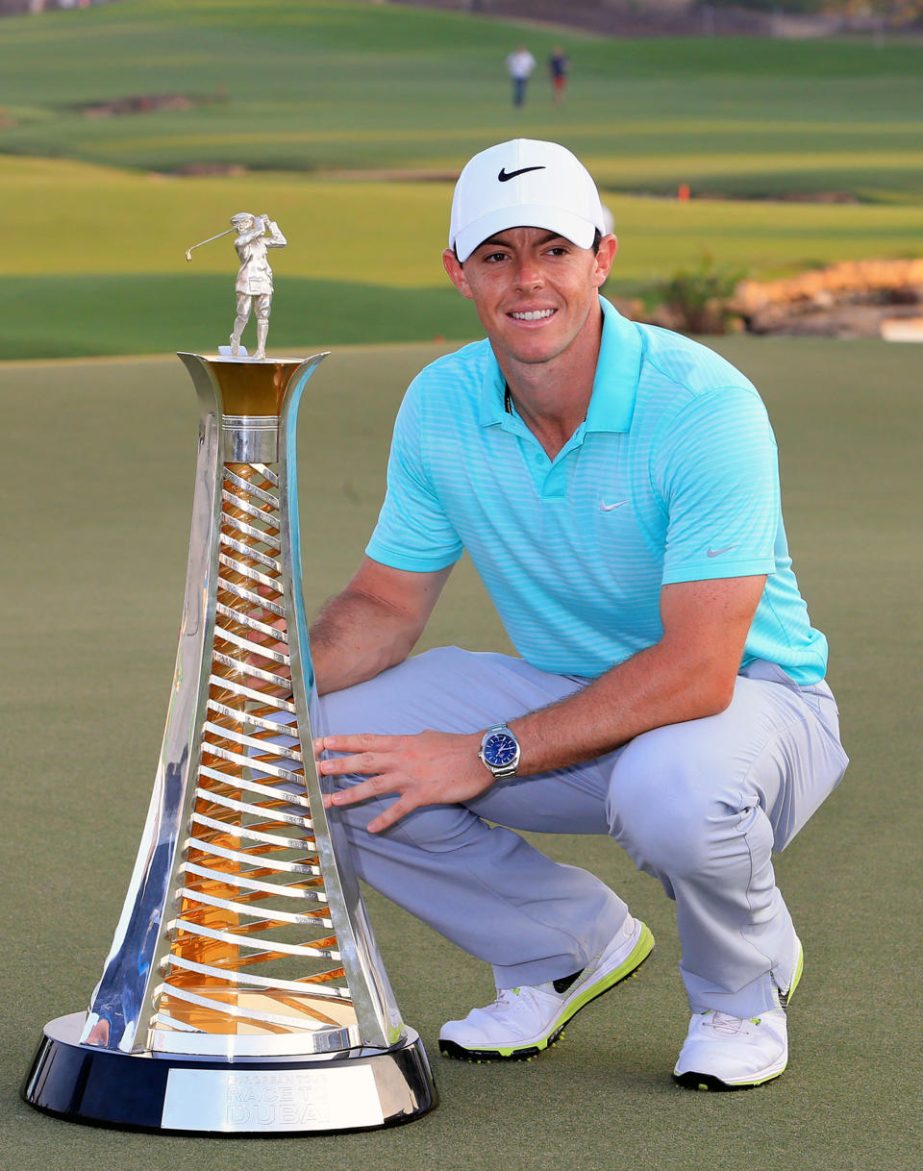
left=509, top=308, right=557, bottom=322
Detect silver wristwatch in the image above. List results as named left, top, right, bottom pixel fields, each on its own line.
left=478, top=723, right=521, bottom=780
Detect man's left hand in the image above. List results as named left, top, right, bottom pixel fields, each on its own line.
left=316, top=730, right=490, bottom=833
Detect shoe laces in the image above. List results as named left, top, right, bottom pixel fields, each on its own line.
left=493, top=984, right=556, bottom=1009
left=492, top=963, right=585, bottom=1010
left=702, top=1010, right=761, bottom=1035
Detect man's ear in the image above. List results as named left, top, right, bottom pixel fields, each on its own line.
left=593, top=234, right=618, bottom=288
left=443, top=248, right=474, bottom=300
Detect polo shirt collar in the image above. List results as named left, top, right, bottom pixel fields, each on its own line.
left=478, top=296, right=642, bottom=432
left=586, top=296, right=642, bottom=433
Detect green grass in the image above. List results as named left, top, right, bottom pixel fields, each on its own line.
left=1, top=340, right=920, bottom=1169
left=0, top=274, right=479, bottom=358
left=2, top=154, right=923, bottom=358
left=5, top=156, right=923, bottom=284
left=0, top=0, right=920, bottom=358
left=0, top=0, right=921, bottom=198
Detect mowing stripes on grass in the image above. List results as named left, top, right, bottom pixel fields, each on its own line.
left=0, top=1, right=921, bottom=198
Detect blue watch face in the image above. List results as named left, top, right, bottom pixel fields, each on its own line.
left=484, top=731, right=518, bottom=768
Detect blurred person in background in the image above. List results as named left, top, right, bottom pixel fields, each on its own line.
left=549, top=46, right=569, bottom=105
left=506, top=44, right=536, bottom=108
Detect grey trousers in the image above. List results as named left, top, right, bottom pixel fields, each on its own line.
left=310, top=647, right=848, bottom=1018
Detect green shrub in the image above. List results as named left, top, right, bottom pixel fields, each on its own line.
left=655, top=253, right=746, bottom=334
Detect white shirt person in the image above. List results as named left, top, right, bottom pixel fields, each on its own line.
left=506, top=45, right=536, bottom=107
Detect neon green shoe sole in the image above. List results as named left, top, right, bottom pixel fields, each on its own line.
left=439, top=921, right=654, bottom=1062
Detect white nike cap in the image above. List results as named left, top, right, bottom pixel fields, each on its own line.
left=449, top=139, right=607, bottom=263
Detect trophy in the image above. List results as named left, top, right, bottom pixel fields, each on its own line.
left=22, top=217, right=436, bottom=1134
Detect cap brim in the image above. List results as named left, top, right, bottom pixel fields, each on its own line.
left=454, top=205, right=598, bottom=263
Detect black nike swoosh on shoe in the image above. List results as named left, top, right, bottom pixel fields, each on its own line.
left=498, top=166, right=546, bottom=182
left=552, top=968, right=583, bottom=994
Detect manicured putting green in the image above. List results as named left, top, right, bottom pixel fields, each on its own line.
left=1, top=338, right=919, bottom=1169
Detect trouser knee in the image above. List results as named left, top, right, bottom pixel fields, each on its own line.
left=606, top=740, right=731, bottom=882
left=336, top=787, right=481, bottom=856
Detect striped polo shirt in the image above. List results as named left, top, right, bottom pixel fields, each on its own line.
left=366, top=297, right=828, bottom=684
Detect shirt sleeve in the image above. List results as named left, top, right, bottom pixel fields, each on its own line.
left=655, top=385, right=780, bottom=585
left=365, top=380, right=464, bottom=573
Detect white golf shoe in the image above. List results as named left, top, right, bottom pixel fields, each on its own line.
left=439, top=915, right=654, bottom=1061
left=673, top=937, right=803, bottom=1091
left=672, top=1008, right=790, bottom=1091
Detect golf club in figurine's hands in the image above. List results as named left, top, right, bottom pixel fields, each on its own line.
left=185, top=212, right=287, bottom=360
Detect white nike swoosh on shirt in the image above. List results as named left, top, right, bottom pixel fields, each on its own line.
left=707, top=544, right=739, bottom=558
left=600, top=499, right=629, bottom=512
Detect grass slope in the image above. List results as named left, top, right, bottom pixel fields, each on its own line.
left=3, top=154, right=923, bottom=358
left=1, top=341, right=920, bottom=1169
left=0, top=0, right=921, bottom=199
left=5, top=156, right=923, bottom=283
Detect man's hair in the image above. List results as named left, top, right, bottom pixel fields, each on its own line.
left=454, top=227, right=603, bottom=265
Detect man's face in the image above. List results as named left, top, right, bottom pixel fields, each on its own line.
left=443, top=227, right=617, bottom=370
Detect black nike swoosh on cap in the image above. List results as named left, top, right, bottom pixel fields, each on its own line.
left=498, top=165, right=546, bottom=182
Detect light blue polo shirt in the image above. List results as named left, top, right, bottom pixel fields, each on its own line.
left=367, top=297, right=828, bottom=685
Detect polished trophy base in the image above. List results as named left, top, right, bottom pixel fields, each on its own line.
left=23, top=1013, right=436, bottom=1134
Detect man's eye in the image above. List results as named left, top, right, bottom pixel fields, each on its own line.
left=547, top=246, right=568, bottom=257
left=484, top=252, right=508, bottom=263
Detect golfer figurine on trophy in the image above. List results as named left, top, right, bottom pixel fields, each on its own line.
left=22, top=216, right=436, bottom=1135
left=184, top=212, right=287, bottom=360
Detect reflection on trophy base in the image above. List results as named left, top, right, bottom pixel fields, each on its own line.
left=22, top=1012, right=436, bottom=1134
left=150, top=985, right=360, bottom=1057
